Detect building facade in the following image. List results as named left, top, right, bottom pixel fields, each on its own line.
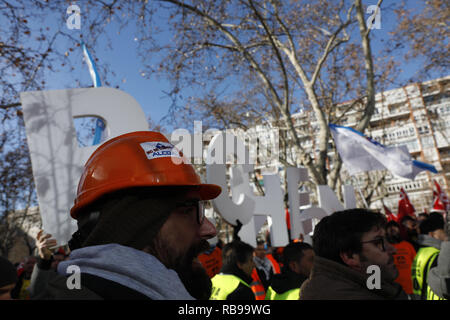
left=287, top=76, right=450, bottom=213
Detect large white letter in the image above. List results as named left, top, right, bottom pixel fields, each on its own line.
left=20, top=87, right=149, bottom=244
left=206, top=132, right=255, bottom=226
left=206, top=132, right=288, bottom=247
left=235, top=167, right=289, bottom=247
left=317, top=185, right=357, bottom=215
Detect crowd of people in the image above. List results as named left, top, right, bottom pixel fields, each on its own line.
left=0, top=131, right=449, bottom=300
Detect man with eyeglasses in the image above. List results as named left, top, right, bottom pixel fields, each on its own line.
left=300, top=208, right=408, bottom=300
left=34, top=131, right=221, bottom=300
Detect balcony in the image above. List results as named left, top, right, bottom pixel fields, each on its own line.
left=421, top=83, right=441, bottom=97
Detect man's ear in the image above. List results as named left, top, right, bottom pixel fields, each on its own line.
left=339, top=251, right=361, bottom=270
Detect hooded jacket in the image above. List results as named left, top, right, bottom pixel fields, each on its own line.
left=417, top=234, right=442, bottom=250
left=300, top=256, right=408, bottom=300
left=415, top=235, right=448, bottom=299
left=33, top=244, right=194, bottom=300
left=427, top=241, right=450, bottom=299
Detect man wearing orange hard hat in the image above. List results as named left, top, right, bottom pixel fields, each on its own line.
left=36, top=131, right=221, bottom=300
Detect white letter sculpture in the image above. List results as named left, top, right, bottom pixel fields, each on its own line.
left=20, top=87, right=149, bottom=245
left=206, top=132, right=289, bottom=247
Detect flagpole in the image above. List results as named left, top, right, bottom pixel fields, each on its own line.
left=351, top=175, right=369, bottom=209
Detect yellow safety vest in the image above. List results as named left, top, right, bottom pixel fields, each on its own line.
left=411, top=246, right=446, bottom=300
left=265, top=286, right=300, bottom=300
left=210, top=274, right=251, bottom=300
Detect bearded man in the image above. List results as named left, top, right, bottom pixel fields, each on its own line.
left=36, top=131, right=221, bottom=300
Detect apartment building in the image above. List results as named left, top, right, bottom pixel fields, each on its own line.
left=285, top=76, right=450, bottom=213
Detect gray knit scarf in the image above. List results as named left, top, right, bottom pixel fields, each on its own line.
left=58, top=243, right=194, bottom=300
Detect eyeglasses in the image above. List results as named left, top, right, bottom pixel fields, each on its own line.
left=175, top=200, right=206, bottom=225
left=360, top=237, right=387, bottom=252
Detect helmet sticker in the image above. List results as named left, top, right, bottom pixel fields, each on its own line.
left=140, top=141, right=181, bottom=160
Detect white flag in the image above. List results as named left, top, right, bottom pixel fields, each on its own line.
left=329, top=124, right=437, bottom=180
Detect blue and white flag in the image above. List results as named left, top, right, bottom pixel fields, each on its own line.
left=81, top=42, right=104, bottom=145
left=329, top=124, right=437, bottom=180
left=82, top=42, right=102, bottom=87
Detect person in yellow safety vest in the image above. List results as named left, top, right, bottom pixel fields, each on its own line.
left=210, top=240, right=256, bottom=300
left=250, top=268, right=266, bottom=300
left=412, top=213, right=449, bottom=300
left=265, top=242, right=314, bottom=300
left=251, top=240, right=281, bottom=300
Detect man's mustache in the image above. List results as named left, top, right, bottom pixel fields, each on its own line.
left=182, top=239, right=211, bottom=264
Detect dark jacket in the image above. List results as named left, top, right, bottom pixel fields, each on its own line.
left=32, top=272, right=150, bottom=300
left=29, top=258, right=58, bottom=299
left=220, top=264, right=255, bottom=300
left=29, top=256, right=150, bottom=300
left=300, top=256, right=408, bottom=300
left=255, top=267, right=272, bottom=290
left=32, top=244, right=194, bottom=300
left=11, top=270, right=29, bottom=299
left=270, top=267, right=307, bottom=296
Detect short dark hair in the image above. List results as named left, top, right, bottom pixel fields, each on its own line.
left=222, top=240, right=254, bottom=267
left=419, top=214, right=445, bottom=234
left=386, top=220, right=400, bottom=229
left=283, top=242, right=313, bottom=266
left=313, top=209, right=387, bottom=265
left=429, top=211, right=445, bottom=220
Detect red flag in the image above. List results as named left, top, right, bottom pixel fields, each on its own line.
left=432, top=190, right=445, bottom=212
left=384, top=205, right=397, bottom=222
left=432, top=180, right=450, bottom=212
left=398, top=188, right=415, bottom=221
left=285, top=209, right=291, bottom=231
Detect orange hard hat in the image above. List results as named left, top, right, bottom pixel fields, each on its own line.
left=70, top=131, right=221, bottom=219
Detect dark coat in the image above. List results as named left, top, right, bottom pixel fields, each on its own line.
left=32, top=272, right=150, bottom=300
left=220, top=264, right=255, bottom=300
left=269, top=267, right=307, bottom=295
left=300, top=256, right=408, bottom=300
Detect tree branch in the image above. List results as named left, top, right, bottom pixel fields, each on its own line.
left=161, top=0, right=284, bottom=109
left=354, top=0, right=381, bottom=132
left=310, top=7, right=354, bottom=86
left=0, top=102, right=21, bottom=110
left=247, top=0, right=289, bottom=111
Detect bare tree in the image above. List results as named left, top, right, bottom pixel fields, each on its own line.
left=389, top=0, right=449, bottom=81
left=2, top=0, right=446, bottom=249
left=132, top=0, right=392, bottom=191
left=0, top=0, right=125, bottom=257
